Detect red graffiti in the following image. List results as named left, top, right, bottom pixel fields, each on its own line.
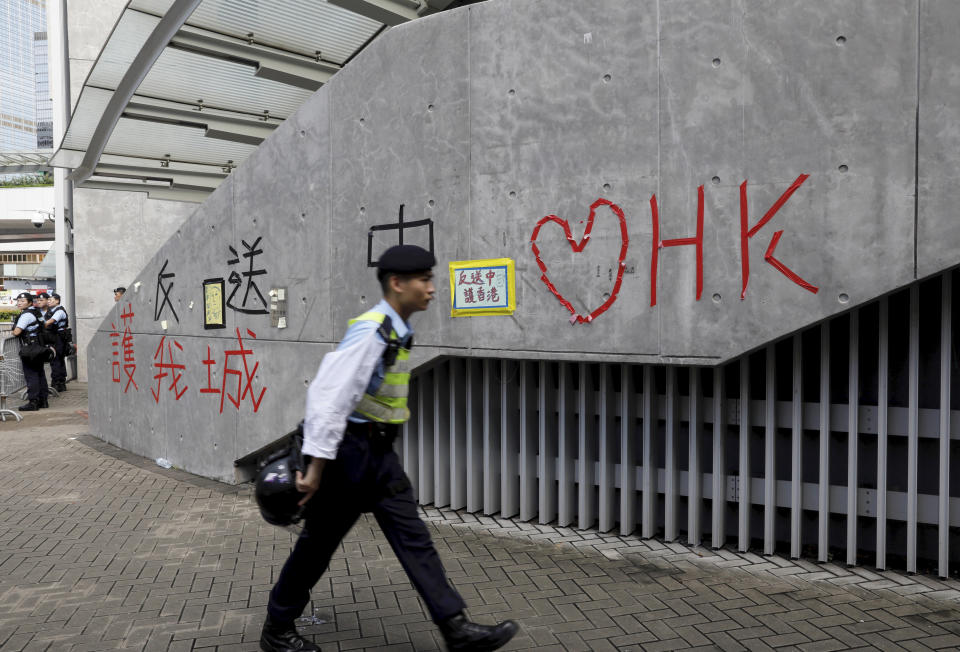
left=531, top=176, right=818, bottom=320
left=530, top=198, right=629, bottom=323
left=201, top=328, right=266, bottom=413
left=740, top=174, right=817, bottom=298
left=650, top=185, right=704, bottom=306
left=110, top=303, right=138, bottom=392
left=151, top=336, right=188, bottom=402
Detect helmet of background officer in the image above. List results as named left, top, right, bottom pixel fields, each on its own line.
left=15, top=292, right=32, bottom=312
left=376, top=244, right=436, bottom=316
left=114, top=287, right=126, bottom=302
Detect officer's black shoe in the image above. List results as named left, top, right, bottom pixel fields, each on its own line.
left=439, top=613, right=519, bottom=651
left=38, top=397, right=49, bottom=409
left=259, top=616, right=319, bottom=652
left=18, top=400, right=39, bottom=411
left=54, top=383, right=66, bottom=392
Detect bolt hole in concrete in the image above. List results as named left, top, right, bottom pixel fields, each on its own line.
left=359, top=117, right=365, bottom=124
left=428, top=199, right=435, bottom=207
left=360, top=206, right=365, bottom=214
left=836, top=35, right=847, bottom=45
left=300, top=130, right=305, bottom=136
left=839, top=293, right=850, bottom=304
left=603, top=183, right=611, bottom=191
left=508, top=89, right=516, bottom=96
left=509, top=191, right=517, bottom=198
left=427, top=104, right=434, bottom=112
left=712, top=293, right=722, bottom=304
left=839, top=164, right=848, bottom=173
left=712, top=176, right=721, bottom=185
left=712, top=57, right=721, bottom=67
left=602, top=74, right=611, bottom=83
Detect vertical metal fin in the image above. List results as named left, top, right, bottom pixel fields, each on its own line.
left=712, top=369, right=725, bottom=549
left=539, top=361, right=558, bottom=525
left=689, top=367, right=702, bottom=546
left=819, top=324, right=830, bottom=562
left=599, top=364, right=617, bottom=532
left=764, top=346, right=776, bottom=555
left=877, top=298, right=889, bottom=569
left=791, top=335, right=803, bottom=559
left=621, top=364, right=638, bottom=536
left=847, top=313, right=859, bottom=567
left=643, top=365, right=657, bottom=539
left=939, top=273, right=952, bottom=579
left=665, top=366, right=679, bottom=541
left=739, top=358, right=750, bottom=552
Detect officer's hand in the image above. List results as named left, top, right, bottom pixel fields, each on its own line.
left=295, top=458, right=326, bottom=506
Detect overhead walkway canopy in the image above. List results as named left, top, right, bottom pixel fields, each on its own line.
left=0, top=152, right=53, bottom=175
left=51, top=0, right=464, bottom=202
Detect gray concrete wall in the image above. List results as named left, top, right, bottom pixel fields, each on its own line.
left=74, top=189, right=196, bottom=380
left=86, top=0, right=959, bottom=482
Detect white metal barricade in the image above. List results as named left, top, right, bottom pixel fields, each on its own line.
left=0, top=336, right=25, bottom=422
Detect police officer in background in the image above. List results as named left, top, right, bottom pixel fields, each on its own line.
left=261, top=245, right=518, bottom=652
left=11, top=292, right=49, bottom=411
left=44, top=293, right=69, bottom=392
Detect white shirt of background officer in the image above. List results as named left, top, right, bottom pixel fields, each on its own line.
left=12, top=294, right=38, bottom=337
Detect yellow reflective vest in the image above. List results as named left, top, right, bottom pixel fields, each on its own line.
left=349, top=310, right=412, bottom=424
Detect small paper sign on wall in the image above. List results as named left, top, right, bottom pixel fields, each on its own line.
left=449, top=258, right=515, bottom=317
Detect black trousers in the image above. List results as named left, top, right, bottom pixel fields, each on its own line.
left=267, top=423, right=466, bottom=626
left=50, top=337, right=67, bottom=385
left=21, top=354, right=48, bottom=402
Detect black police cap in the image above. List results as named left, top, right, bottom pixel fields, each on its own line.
left=50, top=293, right=61, bottom=301
left=376, top=245, right=436, bottom=277
left=37, top=292, right=50, bottom=299
left=15, top=292, right=33, bottom=302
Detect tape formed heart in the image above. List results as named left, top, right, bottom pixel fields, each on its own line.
left=530, top=198, right=629, bottom=324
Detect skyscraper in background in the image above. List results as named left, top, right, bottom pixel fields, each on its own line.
left=0, top=0, right=50, bottom=151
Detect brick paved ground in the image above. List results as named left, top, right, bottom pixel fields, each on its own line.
left=2, top=384, right=960, bottom=651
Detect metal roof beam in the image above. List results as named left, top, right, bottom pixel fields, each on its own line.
left=93, top=162, right=227, bottom=190
left=79, top=179, right=212, bottom=203
left=123, top=99, right=277, bottom=145
left=327, top=0, right=424, bottom=26
left=170, top=27, right=341, bottom=91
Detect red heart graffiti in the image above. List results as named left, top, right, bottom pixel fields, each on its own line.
left=530, top=198, right=629, bottom=324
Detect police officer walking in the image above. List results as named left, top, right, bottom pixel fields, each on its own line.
left=43, top=292, right=70, bottom=392
left=11, top=292, right=50, bottom=411
left=261, top=245, right=518, bottom=652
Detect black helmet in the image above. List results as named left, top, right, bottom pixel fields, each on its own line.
left=254, top=431, right=305, bottom=526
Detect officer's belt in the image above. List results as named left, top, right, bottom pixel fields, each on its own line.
left=346, top=420, right=399, bottom=441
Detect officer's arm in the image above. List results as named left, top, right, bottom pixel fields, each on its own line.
left=301, top=324, right=386, bottom=460
left=12, top=315, right=27, bottom=336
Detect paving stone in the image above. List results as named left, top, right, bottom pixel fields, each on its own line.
left=2, top=384, right=960, bottom=651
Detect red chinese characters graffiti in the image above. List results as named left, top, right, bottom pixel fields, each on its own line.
left=201, top=328, right=266, bottom=413
left=110, top=303, right=138, bottom=392
left=151, top=336, right=188, bottom=402
left=532, top=175, right=818, bottom=321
